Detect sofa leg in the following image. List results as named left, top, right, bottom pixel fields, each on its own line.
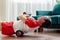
left=34, top=27, right=43, bottom=32
left=38, top=27, right=43, bottom=32
left=34, top=30, right=37, bottom=32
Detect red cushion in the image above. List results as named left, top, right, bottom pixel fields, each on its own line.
left=2, top=22, right=14, bottom=35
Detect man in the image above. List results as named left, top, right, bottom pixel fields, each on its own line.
left=0, top=13, right=51, bottom=36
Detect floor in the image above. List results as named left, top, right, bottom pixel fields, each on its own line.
left=0, top=28, right=60, bottom=40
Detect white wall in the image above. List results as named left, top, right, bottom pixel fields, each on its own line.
left=0, top=0, right=57, bottom=21
left=0, top=0, right=2, bottom=21
left=17, top=1, right=57, bottom=16
left=0, top=0, right=6, bottom=21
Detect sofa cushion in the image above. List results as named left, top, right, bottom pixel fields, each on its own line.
left=17, top=17, right=20, bottom=20
left=32, top=16, right=38, bottom=20
left=36, top=11, right=52, bottom=16
left=58, top=15, right=60, bottom=24
left=50, top=16, right=58, bottom=24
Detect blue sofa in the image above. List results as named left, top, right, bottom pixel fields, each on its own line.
left=32, top=4, right=60, bottom=29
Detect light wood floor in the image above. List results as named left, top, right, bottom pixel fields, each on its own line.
left=1, top=29, right=60, bottom=40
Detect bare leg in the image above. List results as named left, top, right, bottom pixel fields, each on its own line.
left=18, top=15, right=27, bottom=23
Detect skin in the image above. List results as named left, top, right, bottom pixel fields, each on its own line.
left=37, top=17, right=45, bottom=26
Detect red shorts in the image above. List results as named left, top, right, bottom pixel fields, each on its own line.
left=25, top=18, right=39, bottom=28
left=1, top=22, right=14, bottom=35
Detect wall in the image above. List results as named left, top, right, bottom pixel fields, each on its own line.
left=0, top=0, right=6, bottom=21
left=0, top=0, right=57, bottom=21
left=17, top=0, right=57, bottom=16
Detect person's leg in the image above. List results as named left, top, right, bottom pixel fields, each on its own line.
left=18, top=15, right=27, bottom=23
left=18, top=14, right=32, bottom=23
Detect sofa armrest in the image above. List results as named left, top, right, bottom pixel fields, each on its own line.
left=49, top=16, right=58, bottom=24
left=32, top=16, right=38, bottom=20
